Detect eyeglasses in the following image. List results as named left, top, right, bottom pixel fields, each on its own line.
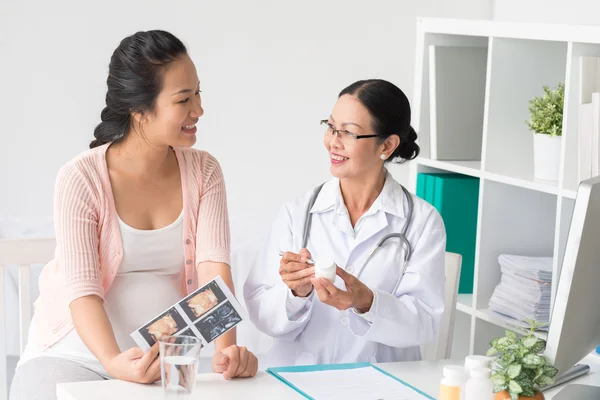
left=320, top=119, right=378, bottom=146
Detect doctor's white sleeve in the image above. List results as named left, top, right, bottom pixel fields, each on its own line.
left=348, top=217, right=446, bottom=348
left=243, top=205, right=315, bottom=341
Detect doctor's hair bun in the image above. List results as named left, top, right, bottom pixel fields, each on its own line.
left=390, top=125, right=419, bottom=163
left=339, top=79, right=419, bottom=163
left=90, top=30, right=188, bottom=149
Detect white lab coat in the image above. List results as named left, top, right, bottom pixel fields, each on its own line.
left=243, top=172, right=446, bottom=367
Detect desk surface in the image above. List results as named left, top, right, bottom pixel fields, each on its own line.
left=57, top=354, right=600, bottom=400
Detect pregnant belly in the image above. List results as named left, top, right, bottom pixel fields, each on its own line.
left=104, top=272, right=183, bottom=350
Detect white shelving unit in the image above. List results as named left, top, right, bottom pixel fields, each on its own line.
left=408, top=18, right=600, bottom=359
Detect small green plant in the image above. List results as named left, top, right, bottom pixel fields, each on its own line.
left=486, top=320, right=558, bottom=400
left=526, top=82, right=565, bottom=136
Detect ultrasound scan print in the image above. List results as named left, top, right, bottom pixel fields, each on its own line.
left=194, top=301, right=243, bottom=342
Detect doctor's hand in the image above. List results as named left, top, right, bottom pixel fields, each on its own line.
left=311, top=267, right=374, bottom=313
left=212, top=345, right=258, bottom=379
left=279, top=249, right=315, bottom=298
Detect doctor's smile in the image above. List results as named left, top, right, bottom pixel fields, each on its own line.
left=330, top=153, right=349, bottom=164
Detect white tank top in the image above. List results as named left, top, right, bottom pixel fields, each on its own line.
left=19, top=211, right=185, bottom=376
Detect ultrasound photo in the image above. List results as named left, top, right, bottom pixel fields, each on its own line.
left=179, top=280, right=228, bottom=322
left=140, top=307, right=187, bottom=347
left=194, top=301, right=243, bottom=343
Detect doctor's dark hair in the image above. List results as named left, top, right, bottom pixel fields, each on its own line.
left=90, top=30, right=188, bottom=148
left=339, top=79, right=419, bottom=163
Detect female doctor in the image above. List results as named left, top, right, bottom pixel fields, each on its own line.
left=244, top=79, right=446, bottom=367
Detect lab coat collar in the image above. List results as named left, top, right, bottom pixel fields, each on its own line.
left=309, top=170, right=406, bottom=218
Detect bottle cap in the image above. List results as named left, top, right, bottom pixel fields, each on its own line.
left=315, top=258, right=335, bottom=271
left=465, top=355, right=492, bottom=370
left=470, top=367, right=491, bottom=379
left=443, top=365, right=467, bottom=380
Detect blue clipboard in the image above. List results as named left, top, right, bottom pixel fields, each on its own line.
left=266, top=362, right=435, bottom=400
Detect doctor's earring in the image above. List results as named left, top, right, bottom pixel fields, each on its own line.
left=380, top=154, right=387, bottom=160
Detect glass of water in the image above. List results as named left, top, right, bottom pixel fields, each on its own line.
left=159, top=335, right=202, bottom=398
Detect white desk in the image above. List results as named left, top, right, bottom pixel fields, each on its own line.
left=57, top=354, right=600, bottom=400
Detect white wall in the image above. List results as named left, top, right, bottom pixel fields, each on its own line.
left=493, top=0, right=600, bottom=25
left=0, top=0, right=492, bottom=246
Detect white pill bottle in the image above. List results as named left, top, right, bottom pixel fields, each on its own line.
left=314, top=258, right=336, bottom=282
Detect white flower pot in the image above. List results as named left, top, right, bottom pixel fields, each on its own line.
left=533, top=134, right=562, bottom=181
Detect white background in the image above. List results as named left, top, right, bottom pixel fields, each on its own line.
left=0, top=0, right=492, bottom=245
left=493, top=0, right=600, bottom=25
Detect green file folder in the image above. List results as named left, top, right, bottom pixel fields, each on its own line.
left=416, top=172, right=479, bottom=294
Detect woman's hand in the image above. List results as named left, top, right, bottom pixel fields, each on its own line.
left=105, top=343, right=161, bottom=384
left=311, top=267, right=374, bottom=312
left=279, top=249, right=315, bottom=297
left=212, top=345, right=258, bottom=379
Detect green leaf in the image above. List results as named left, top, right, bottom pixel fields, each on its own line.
left=537, top=375, right=554, bottom=386
left=543, top=366, right=559, bottom=378
left=522, top=387, right=536, bottom=397
left=493, top=384, right=507, bottom=393
left=509, top=380, right=523, bottom=394
left=505, top=353, right=516, bottom=365
left=497, top=337, right=513, bottom=348
left=487, top=347, right=499, bottom=357
left=498, top=358, right=512, bottom=369
left=526, top=82, right=564, bottom=136
left=490, top=337, right=500, bottom=348
left=507, top=364, right=522, bottom=379
left=522, top=336, right=538, bottom=349
left=491, top=374, right=507, bottom=386
left=510, top=394, right=519, bottom=400
left=516, top=377, right=534, bottom=391
left=505, top=330, right=517, bottom=342
left=530, top=339, right=547, bottom=354
left=523, top=354, right=545, bottom=368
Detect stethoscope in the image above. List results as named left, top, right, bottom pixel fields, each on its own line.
left=302, top=182, right=414, bottom=293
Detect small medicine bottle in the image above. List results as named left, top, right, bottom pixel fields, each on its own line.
left=464, top=368, right=493, bottom=400
left=314, top=258, right=336, bottom=282
left=440, top=365, right=467, bottom=400
left=464, top=355, right=491, bottom=376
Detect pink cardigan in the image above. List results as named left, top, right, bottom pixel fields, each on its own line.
left=34, top=143, right=231, bottom=350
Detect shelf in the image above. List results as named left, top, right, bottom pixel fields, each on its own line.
left=484, top=171, right=561, bottom=196
left=417, top=157, right=576, bottom=197
left=428, top=44, right=487, bottom=161
left=484, top=38, right=568, bottom=185
left=416, top=158, right=482, bottom=178
left=561, top=42, right=600, bottom=193
left=561, top=188, right=578, bottom=199
left=456, top=294, right=474, bottom=314
left=475, top=308, right=548, bottom=340
left=419, top=18, right=600, bottom=45
left=475, top=181, right=557, bottom=310
left=413, top=19, right=597, bottom=359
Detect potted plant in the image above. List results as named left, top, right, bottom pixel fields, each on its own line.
left=526, top=82, right=565, bottom=182
left=486, top=322, right=558, bottom=400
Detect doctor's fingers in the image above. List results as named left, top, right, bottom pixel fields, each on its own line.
left=298, top=248, right=312, bottom=260
left=312, top=279, right=331, bottom=302
left=281, top=266, right=315, bottom=280
left=284, top=276, right=314, bottom=292
left=315, top=278, right=353, bottom=307
left=281, top=250, right=312, bottom=265
left=280, top=260, right=312, bottom=274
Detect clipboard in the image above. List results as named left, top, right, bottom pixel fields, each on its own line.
left=266, top=362, right=435, bottom=400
